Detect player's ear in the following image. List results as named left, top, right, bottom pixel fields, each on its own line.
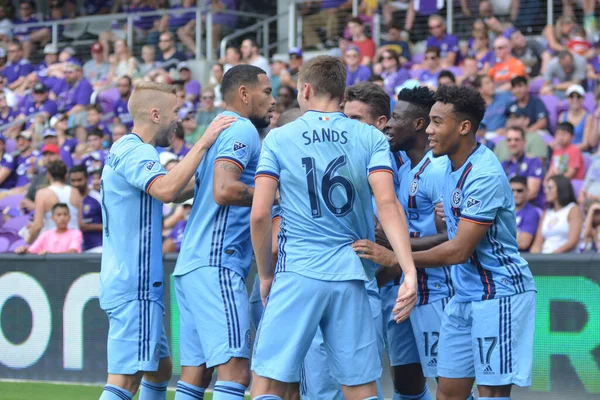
left=459, top=119, right=472, bottom=136
left=375, top=115, right=387, bottom=131
left=239, top=85, right=249, bottom=105
left=149, top=107, right=160, bottom=124
left=413, top=117, right=425, bottom=131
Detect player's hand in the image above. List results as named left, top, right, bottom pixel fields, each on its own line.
left=352, top=239, right=396, bottom=268
left=260, top=276, right=274, bottom=307
left=393, top=273, right=417, bottom=323
left=197, top=115, right=237, bottom=150
left=435, top=202, right=445, bottom=221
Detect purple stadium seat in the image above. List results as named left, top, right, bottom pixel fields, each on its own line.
left=528, top=77, right=544, bottom=94
left=447, top=66, right=463, bottom=77
left=571, top=179, right=584, bottom=198
left=410, top=69, right=424, bottom=80
left=0, top=236, right=11, bottom=253
left=4, top=138, right=16, bottom=153
left=8, top=238, right=26, bottom=253
left=584, top=92, right=596, bottom=113
left=412, top=53, right=424, bottom=64
left=0, top=215, right=30, bottom=234
left=540, top=95, right=559, bottom=132
left=583, top=153, right=592, bottom=173
left=0, top=194, right=24, bottom=211
left=491, top=136, right=505, bottom=145
left=540, top=132, right=554, bottom=145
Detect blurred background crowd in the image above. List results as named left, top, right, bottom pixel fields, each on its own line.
left=0, top=0, right=599, bottom=256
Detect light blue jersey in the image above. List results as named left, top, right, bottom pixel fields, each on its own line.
left=397, top=151, right=454, bottom=304
left=99, top=133, right=167, bottom=309
left=175, top=111, right=261, bottom=279
left=441, top=144, right=536, bottom=302
left=256, top=110, right=393, bottom=281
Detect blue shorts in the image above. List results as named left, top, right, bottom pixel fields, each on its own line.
left=252, top=272, right=382, bottom=386
left=175, top=267, right=251, bottom=368
left=105, top=300, right=170, bottom=375
left=409, top=297, right=450, bottom=378
left=381, top=284, right=420, bottom=367
left=250, top=276, right=264, bottom=330
left=437, top=291, right=536, bottom=386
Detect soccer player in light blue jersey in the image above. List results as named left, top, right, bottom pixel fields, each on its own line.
left=250, top=56, right=418, bottom=400
left=173, top=65, right=275, bottom=400
left=365, top=85, right=536, bottom=400
left=99, top=81, right=235, bottom=400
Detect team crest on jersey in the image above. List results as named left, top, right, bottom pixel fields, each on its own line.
left=84, top=204, right=90, bottom=213
left=465, top=196, right=481, bottom=212
left=451, top=188, right=462, bottom=207
left=520, top=162, right=528, bottom=172
left=409, top=179, right=419, bottom=195
left=145, top=161, right=156, bottom=171
left=233, top=141, right=247, bottom=158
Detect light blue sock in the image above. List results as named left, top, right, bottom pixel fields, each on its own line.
left=140, top=380, right=168, bottom=400
left=174, top=381, right=205, bottom=400
left=213, top=381, right=246, bottom=400
left=375, top=378, right=384, bottom=399
left=99, top=384, right=133, bottom=400
left=253, top=396, right=283, bottom=400
left=393, top=385, right=433, bottom=400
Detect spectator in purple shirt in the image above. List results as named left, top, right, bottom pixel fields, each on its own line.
left=344, top=45, right=371, bottom=86
left=177, top=62, right=202, bottom=105
left=57, top=63, right=93, bottom=116
left=2, top=41, right=33, bottom=91
left=112, top=76, right=133, bottom=129
left=0, top=134, right=17, bottom=190
left=0, top=91, right=19, bottom=127
left=79, top=129, right=107, bottom=174
left=166, top=122, right=192, bottom=159
left=14, top=130, right=40, bottom=188
left=69, top=165, right=103, bottom=252
left=425, top=14, right=459, bottom=67
left=67, top=0, right=112, bottom=17
left=418, top=47, right=444, bottom=88
left=13, top=1, right=50, bottom=59
left=502, top=126, right=545, bottom=208
left=36, top=44, right=60, bottom=76
left=378, top=48, right=410, bottom=97
left=18, top=82, right=58, bottom=128
left=162, top=199, right=193, bottom=253
left=41, top=129, right=73, bottom=168
left=511, top=175, right=542, bottom=251
left=86, top=104, right=112, bottom=139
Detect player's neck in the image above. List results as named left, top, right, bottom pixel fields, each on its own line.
left=406, top=141, right=427, bottom=167
left=131, top=124, right=156, bottom=145
left=449, top=137, right=478, bottom=171
left=225, top=104, right=248, bottom=119
left=303, top=98, right=341, bottom=114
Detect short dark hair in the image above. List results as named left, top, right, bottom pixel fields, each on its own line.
left=88, top=127, right=104, bottom=138
left=47, top=160, right=67, bottom=182
left=506, top=125, right=526, bottom=139
left=87, top=104, right=103, bottom=113
left=91, top=168, right=103, bottom=177
left=278, top=85, right=296, bottom=98
left=243, top=38, right=259, bottom=48
left=298, top=55, right=346, bottom=100
left=549, top=175, right=577, bottom=207
left=425, top=46, right=441, bottom=57
left=348, top=17, right=364, bottom=26
left=119, top=75, right=132, bottom=86
left=368, top=74, right=383, bottom=83
left=175, top=121, right=185, bottom=140
left=557, top=50, right=573, bottom=60
left=345, top=82, right=391, bottom=120
left=472, top=74, right=490, bottom=89
left=435, top=85, right=487, bottom=135
left=511, top=76, right=528, bottom=87
left=221, top=64, right=266, bottom=100
left=509, top=175, right=528, bottom=186
left=556, top=121, right=575, bottom=135
left=214, top=63, right=224, bottom=72
left=69, top=165, right=88, bottom=177
left=438, top=70, right=456, bottom=83
left=52, top=203, right=69, bottom=214
left=396, top=86, right=436, bottom=121
left=226, top=45, right=241, bottom=56
left=277, top=107, right=303, bottom=127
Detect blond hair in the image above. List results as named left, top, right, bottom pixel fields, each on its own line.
left=132, top=80, right=176, bottom=95
left=128, top=81, right=177, bottom=121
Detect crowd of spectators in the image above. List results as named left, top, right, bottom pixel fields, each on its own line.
left=0, top=0, right=599, bottom=255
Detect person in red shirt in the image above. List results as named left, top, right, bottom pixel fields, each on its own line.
left=546, top=121, right=586, bottom=181
left=348, top=17, right=375, bottom=66
left=488, top=36, right=526, bottom=91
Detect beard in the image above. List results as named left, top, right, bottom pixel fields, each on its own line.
left=250, top=114, right=271, bottom=129
left=155, top=121, right=181, bottom=148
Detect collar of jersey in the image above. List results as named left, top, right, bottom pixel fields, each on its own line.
left=304, top=110, right=348, bottom=118
left=221, top=110, right=247, bottom=120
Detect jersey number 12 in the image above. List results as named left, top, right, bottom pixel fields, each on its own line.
left=302, top=155, right=355, bottom=218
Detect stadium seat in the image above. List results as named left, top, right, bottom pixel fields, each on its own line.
left=528, top=77, right=544, bottom=94
left=540, top=95, right=560, bottom=132
left=4, top=139, right=16, bottom=153
left=447, top=66, right=463, bottom=77
left=8, top=239, right=26, bottom=253
left=584, top=92, right=596, bottom=113
left=0, top=194, right=24, bottom=213
left=0, top=216, right=30, bottom=234
left=571, top=179, right=584, bottom=198
left=410, top=69, right=424, bottom=80
left=583, top=153, right=592, bottom=172
left=0, top=236, right=11, bottom=253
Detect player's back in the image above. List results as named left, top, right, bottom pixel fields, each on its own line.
left=174, top=111, right=261, bottom=279
left=258, top=110, right=392, bottom=282
left=100, top=134, right=166, bottom=309
left=441, top=144, right=536, bottom=302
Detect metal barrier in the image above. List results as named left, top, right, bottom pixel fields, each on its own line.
left=0, top=111, right=45, bottom=133
left=220, top=12, right=287, bottom=61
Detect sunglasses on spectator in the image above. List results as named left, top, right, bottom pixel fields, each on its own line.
left=568, top=94, right=583, bottom=99
left=512, top=188, right=525, bottom=193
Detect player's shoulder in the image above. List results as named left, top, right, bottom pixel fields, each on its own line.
left=470, top=145, right=504, bottom=175
left=106, top=134, right=157, bottom=169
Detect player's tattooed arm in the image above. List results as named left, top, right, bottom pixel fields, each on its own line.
left=213, top=160, right=255, bottom=207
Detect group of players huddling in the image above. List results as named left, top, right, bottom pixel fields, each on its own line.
left=98, top=56, right=537, bottom=400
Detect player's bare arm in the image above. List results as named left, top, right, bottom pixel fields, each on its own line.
left=148, top=115, right=235, bottom=203
left=213, top=160, right=255, bottom=207
left=250, top=176, right=278, bottom=305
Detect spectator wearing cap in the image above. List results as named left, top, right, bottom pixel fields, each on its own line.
left=83, top=43, right=110, bottom=89
left=68, top=165, right=103, bottom=252
left=500, top=126, right=545, bottom=208
left=488, top=37, right=526, bottom=92
left=418, top=47, right=444, bottom=89
left=36, top=44, right=60, bottom=75
left=12, top=1, right=49, bottom=60
left=156, top=31, right=186, bottom=72
left=345, top=45, right=371, bottom=86
left=57, top=63, right=93, bottom=117
left=546, top=121, right=586, bottom=181
left=559, top=84, right=594, bottom=150
left=425, top=15, right=459, bottom=67
left=378, top=24, right=411, bottom=65
left=507, top=76, right=550, bottom=133
left=494, top=110, right=549, bottom=163
left=0, top=134, right=17, bottom=190
left=508, top=28, right=549, bottom=78
left=541, top=50, right=587, bottom=97
left=180, top=107, right=204, bottom=145
left=510, top=175, right=542, bottom=252
left=112, top=75, right=133, bottom=130
left=287, top=47, right=303, bottom=84
left=347, top=18, right=375, bottom=66
left=379, top=48, right=410, bottom=97
left=86, top=104, right=112, bottom=140
left=178, top=62, right=202, bottom=105
left=474, top=74, right=513, bottom=137
left=41, top=128, right=73, bottom=168
left=159, top=151, right=179, bottom=172
left=163, top=198, right=193, bottom=253
left=2, top=41, right=33, bottom=91
left=241, top=38, right=271, bottom=78
left=79, top=129, right=108, bottom=174
left=166, top=122, right=191, bottom=159
left=18, top=82, right=58, bottom=127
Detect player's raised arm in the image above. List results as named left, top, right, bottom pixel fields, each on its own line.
left=125, top=81, right=236, bottom=203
